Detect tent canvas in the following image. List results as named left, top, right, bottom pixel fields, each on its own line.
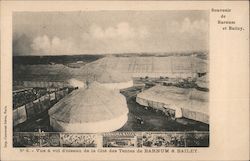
left=136, top=85, right=209, bottom=123
left=48, top=82, right=129, bottom=133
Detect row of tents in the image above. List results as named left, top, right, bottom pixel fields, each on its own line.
left=13, top=88, right=70, bottom=126
left=136, top=85, right=209, bottom=124
left=14, top=56, right=208, bottom=87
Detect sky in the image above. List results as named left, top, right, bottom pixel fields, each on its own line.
left=13, top=11, right=209, bottom=56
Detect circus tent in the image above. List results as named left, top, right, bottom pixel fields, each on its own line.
left=48, top=82, right=129, bottom=133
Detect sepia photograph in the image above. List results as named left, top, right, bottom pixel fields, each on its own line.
left=12, top=10, right=209, bottom=147
left=1, top=1, right=249, bottom=161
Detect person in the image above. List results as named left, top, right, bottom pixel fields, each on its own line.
left=136, top=116, right=144, bottom=124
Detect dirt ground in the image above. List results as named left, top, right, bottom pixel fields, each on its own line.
left=14, top=86, right=209, bottom=132
left=119, top=87, right=209, bottom=131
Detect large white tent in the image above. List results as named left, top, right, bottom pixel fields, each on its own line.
left=74, top=59, right=133, bottom=90
left=14, top=64, right=75, bottom=88
left=14, top=56, right=207, bottom=89
left=85, top=56, right=208, bottom=78
left=48, top=82, right=129, bottom=133
left=136, top=85, right=209, bottom=124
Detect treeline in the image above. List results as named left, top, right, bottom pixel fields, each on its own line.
left=13, top=55, right=104, bottom=65
left=111, top=51, right=208, bottom=58
left=13, top=52, right=208, bottom=65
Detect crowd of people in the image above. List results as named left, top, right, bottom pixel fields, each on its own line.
left=13, top=87, right=73, bottom=109
left=60, top=134, right=96, bottom=147
left=142, top=133, right=186, bottom=147
left=13, top=132, right=97, bottom=147
left=13, top=88, right=48, bottom=109
left=142, top=132, right=209, bottom=147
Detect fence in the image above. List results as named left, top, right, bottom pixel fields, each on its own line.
left=13, top=88, right=71, bottom=126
